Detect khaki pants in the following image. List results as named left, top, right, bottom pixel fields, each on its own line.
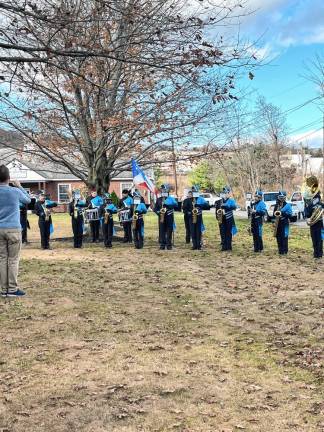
left=0, top=229, right=22, bottom=294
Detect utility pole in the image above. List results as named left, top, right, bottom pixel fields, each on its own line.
left=171, top=131, right=178, bottom=198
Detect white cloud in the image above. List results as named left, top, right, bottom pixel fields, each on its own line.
left=238, top=0, right=324, bottom=54
left=291, top=128, right=323, bottom=148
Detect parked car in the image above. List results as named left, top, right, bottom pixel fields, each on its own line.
left=246, top=191, right=279, bottom=221
left=290, top=191, right=305, bottom=220
left=268, top=201, right=298, bottom=222
left=200, top=192, right=221, bottom=207
left=246, top=191, right=299, bottom=222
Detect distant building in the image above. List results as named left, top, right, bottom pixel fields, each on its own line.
left=282, top=153, right=323, bottom=177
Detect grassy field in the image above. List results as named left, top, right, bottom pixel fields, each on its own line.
left=0, top=212, right=323, bottom=432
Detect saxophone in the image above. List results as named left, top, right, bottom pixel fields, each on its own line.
left=160, top=207, right=167, bottom=223
left=216, top=208, right=224, bottom=225
left=42, top=204, right=51, bottom=222
left=132, top=213, right=139, bottom=229
left=192, top=207, right=199, bottom=224
left=248, top=203, right=255, bottom=236
left=73, top=200, right=78, bottom=219
left=104, top=211, right=110, bottom=224
left=273, top=207, right=282, bottom=237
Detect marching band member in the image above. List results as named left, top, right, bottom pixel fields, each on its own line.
left=273, top=191, right=292, bottom=255
left=20, top=202, right=29, bottom=244
left=69, top=190, right=87, bottom=248
left=154, top=184, right=178, bottom=250
left=182, top=189, right=193, bottom=244
left=216, top=186, right=237, bottom=251
left=303, top=176, right=323, bottom=259
left=190, top=186, right=210, bottom=250
left=34, top=194, right=58, bottom=250
left=250, top=190, right=267, bottom=253
left=102, top=193, right=118, bottom=248
left=132, top=191, right=147, bottom=249
left=118, top=189, right=134, bottom=243
left=87, top=190, right=104, bottom=243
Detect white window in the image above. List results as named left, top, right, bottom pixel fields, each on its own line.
left=120, top=182, right=133, bottom=197
left=58, top=183, right=71, bottom=203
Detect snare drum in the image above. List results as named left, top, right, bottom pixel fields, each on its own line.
left=85, top=208, right=99, bottom=222
left=119, top=209, right=131, bottom=222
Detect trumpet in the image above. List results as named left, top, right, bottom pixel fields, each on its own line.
left=216, top=208, right=224, bottom=225
left=132, top=213, right=139, bottom=229
left=192, top=207, right=199, bottom=224
left=273, top=210, right=281, bottom=237
left=160, top=207, right=167, bottom=223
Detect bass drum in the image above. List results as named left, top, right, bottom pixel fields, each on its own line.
left=85, top=208, right=99, bottom=222
left=119, top=209, right=131, bottom=223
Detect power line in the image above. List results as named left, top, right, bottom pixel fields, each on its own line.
left=289, top=118, right=323, bottom=135
left=289, top=127, right=322, bottom=145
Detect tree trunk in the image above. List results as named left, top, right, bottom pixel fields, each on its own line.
left=87, top=155, right=112, bottom=195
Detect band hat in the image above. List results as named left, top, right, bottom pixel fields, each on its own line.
left=254, top=190, right=263, bottom=197
left=133, top=191, right=141, bottom=198
left=222, top=186, right=231, bottom=194
left=278, top=190, right=287, bottom=198
left=191, top=185, right=200, bottom=193
left=160, top=183, right=170, bottom=192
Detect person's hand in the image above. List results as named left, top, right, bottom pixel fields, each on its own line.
left=11, top=180, right=21, bottom=188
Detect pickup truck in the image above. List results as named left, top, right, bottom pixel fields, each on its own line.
left=200, top=192, right=222, bottom=207
left=246, top=191, right=300, bottom=222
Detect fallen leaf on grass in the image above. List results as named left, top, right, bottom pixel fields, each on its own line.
left=17, top=411, right=31, bottom=417
left=153, top=370, right=168, bottom=376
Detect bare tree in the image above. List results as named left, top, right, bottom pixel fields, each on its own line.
left=0, top=0, right=257, bottom=192
left=304, top=54, right=324, bottom=98
left=256, top=96, right=290, bottom=189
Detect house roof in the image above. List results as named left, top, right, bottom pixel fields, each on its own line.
left=2, top=150, right=152, bottom=182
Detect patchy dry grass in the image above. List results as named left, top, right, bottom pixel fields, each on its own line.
left=0, top=212, right=323, bottom=432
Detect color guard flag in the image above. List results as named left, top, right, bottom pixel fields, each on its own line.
left=131, top=159, right=158, bottom=195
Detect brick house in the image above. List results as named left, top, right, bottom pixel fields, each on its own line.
left=4, top=157, right=153, bottom=211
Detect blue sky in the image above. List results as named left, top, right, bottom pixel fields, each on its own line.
left=239, top=0, right=324, bottom=147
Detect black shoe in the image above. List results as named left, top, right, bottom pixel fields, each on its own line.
left=123, top=239, right=128, bottom=243
left=160, top=245, right=165, bottom=250
left=191, top=247, right=197, bottom=250
left=167, top=246, right=172, bottom=250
